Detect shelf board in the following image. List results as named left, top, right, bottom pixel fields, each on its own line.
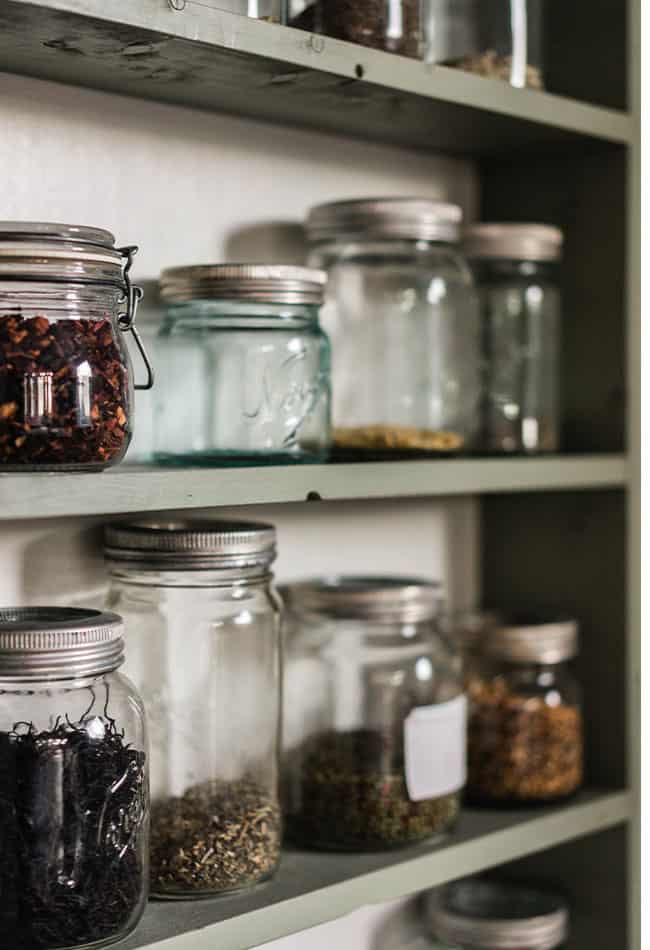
left=0, top=0, right=632, bottom=155
left=121, top=789, right=630, bottom=950
left=0, top=455, right=627, bottom=521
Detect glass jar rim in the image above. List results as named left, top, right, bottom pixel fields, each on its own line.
left=306, top=197, right=462, bottom=245
left=283, top=575, right=443, bottom=624
left=160, top=264, right=326, bottom=306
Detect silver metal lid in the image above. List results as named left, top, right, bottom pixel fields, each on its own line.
left=486, top=613, right=579, bottom=664
left=105, top=519, right=277, bottom=570
left=0, top=220, right=127, bottom=284
left=463, top=223, right=563, bottom=262
left=306, top=198, right=463, bottom=245
left=284, top=576, right=443, bottom=624
left=159, top=264, right=326, bottom=305
left=0, top=607, right=124, bottom=681
left=427, top=880, right=569, bottom=950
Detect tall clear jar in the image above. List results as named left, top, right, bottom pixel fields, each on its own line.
left=104, top=519, right=283, bottom=898
left=464, top=224, right=563, bottom=454
left=0, top=607, right=149, bottom=950
left=423, top=1, right=545, bottom=89
left=0, top=222, right=153, bottom=470
left=288, top=0, right=422, bottom=58
left=307, top=199, right=481, bottom=457
left=154, top=265, right=331, bottom=465
left=466, top=614, right=583, bottom=805
left=283, top=577, right=466, bottom=850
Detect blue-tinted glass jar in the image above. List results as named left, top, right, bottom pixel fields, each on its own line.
left=154, top=265, right=331, bottom=465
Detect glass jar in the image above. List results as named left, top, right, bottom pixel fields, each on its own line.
left=0, top=607, right=149, bottom=950
left=464, top=224, right=563, bottom=454
left=466, top=614, right=583, bottom=805
left=104, top=519, right=282, bottom=898
left=426, top=879, right=569, bottom=949
left=438, top=609, right=501, bottom=689
left=423, top=1, right=544, bottom=89
left=288, top=0, right=422, bottom=58
left=283, top=577, right=466, bottom=850
left=0, top=222, right=153, bottom=471
left=154, top=265, right=331, bottom=465
left=307, top=198, right=481, bottom=457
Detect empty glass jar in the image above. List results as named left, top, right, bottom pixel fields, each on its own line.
left=104, top=520, right=283, bottom=898
left=0, top=222, right=153, bottom=471
left=283, top=577, right=465, bottom=850
left=288, top=0, right=422, bottom=58
left=466, top=614, right=583, bottom=805
left=154, top=265, right=331, bottom=465
left=423, top=1, right=545, bottom=89
left=307, top=198, right=481, bottom=457
left=465, top=224, right=563, bottom=454
left=0, top=607, right=149, bottom=949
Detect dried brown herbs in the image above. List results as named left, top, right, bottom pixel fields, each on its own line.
left=285, top=729, right=459, bottom=850
left=0, top=314, right=130, bottom=469
left=150, top=779, right=281, bottom=895
left=0, top=717, right=147, bottom=949
left=290, top=0, right=421, bottom=58
left=333, top=424, right=464, bottom=455
left=448, top=50, right=544, bottom=89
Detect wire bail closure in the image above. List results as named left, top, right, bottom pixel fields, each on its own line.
left=117, top=245, right=154, bottom=392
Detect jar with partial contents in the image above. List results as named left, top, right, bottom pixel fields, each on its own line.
left=466, top=614, right=583, bottom=805
left=307, top=199, right=481, bottom=457
left=288, top=0, right=422, bottom=58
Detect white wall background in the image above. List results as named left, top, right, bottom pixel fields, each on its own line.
left=1, top=70, right=480, bottom=949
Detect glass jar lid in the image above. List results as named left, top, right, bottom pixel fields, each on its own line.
left=463, top=223, right=563, bottom=262
left=285, top=576, right=443, bottom=624
left=0, top=220, right=127, bottom=285
left=306, top=197, right=462, bottom=245
left=0, top=607, right=124, bottom=681
left=426, top=879, right=569, bottom=950
left=105, top=519, right=277, bottom=570
left=159, top=264, right=326, bottom=305
left=485, top=612, right=579, bottom=664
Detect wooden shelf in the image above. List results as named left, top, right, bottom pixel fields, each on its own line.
left=0, top=0, right=632, bottom=155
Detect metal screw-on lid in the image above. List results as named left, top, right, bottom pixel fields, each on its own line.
left=0, top=220, right=127, bottom=284
left=0, top=607, right=125, bottom=681
left=284, top=576, right=443, bottom=624
left=159, top=264, right=326, bottom=305
left=306, top=198, right=463, bottom=245
left=463, top=223, right=563, bottom=262
left=485, top=613, right=579, bottom=664
left=105, top=519, right=277, bottom=570
left=426, top=880, right=569, bottom=950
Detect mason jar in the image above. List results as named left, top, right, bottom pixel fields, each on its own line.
left=283, top=577, right=466, bottom=850
left=104, top=519, right=282, bottom=898
left=154, top=265, right=331, bottom=465
left=423, top=0, right=544, bottom=89
left=464, top=223, right=563, bottom=454
left=426, top=879, right=569, bottom=949
left=0, top=222, right=153, bottom=471
left=466, top=614, right=583, bottom=805
left=288, top=0, right=422, bottom=58
left=438, top=608, right=501, bottom=690
left=307, top=199, right=480, bottom=457
left=0, top=607, right=149, bottom=950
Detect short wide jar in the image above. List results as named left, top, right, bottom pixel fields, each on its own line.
left=283, top=577, right=466, bottom=850
left=104, top=519, right=283, bottom=899
left=0, top=607, right=149, bottom=950
left=154, top=264, right=331, bottom=465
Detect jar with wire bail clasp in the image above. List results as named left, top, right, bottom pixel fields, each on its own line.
left=0, top=222, right=153, bottom=470
left=0, top=607, right=149, bottom=950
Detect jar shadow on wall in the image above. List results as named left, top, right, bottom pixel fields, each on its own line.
left=369, top=898, right=427, bottom=950
left=224, top=221, right=308, bottom=265
left=21, top=522, right=106, bottom=605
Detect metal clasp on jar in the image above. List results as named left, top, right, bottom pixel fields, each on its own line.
left=117, top=245, right=155, bottom=391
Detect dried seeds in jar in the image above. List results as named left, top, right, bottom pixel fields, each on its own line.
left=290, top=0, right=422, bottom=58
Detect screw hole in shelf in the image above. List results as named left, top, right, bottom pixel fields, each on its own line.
left=306, top=491, right=322, bottom=502
left=355, top=64, right=365, bottom=79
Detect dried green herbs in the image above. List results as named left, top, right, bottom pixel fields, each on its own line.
left=150, top=779, right=281, bottom=896
left=285, top=729, right=459, bottom=850
left=0, top=716, right=147, bottom=949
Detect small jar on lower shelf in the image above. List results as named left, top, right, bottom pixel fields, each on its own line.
left=466, top=614, right=583, bottom=805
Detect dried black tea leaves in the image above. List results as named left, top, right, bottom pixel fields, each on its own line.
left=0, top=716, right=147, bottom=949
left=290, top=0, right=421, bottom=58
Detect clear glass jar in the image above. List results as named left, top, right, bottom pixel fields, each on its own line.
left=464, top=224, right=563, bottom=454
left=288, top=0, right=422, bottom=58
left=154, top=265, right=331, bottom=465
left=426, top=879, right=569, bottom=949
left=0, top=607, right=149, bottom=950
left=438, top=608, right=501, bottom=689
left=307, top=199, right=481, bottom=457
left=466, top=614, right=583, bottom=805
left=0, top=222, right=153, bottom=471
left=104, top=520, right=283, bottom=898
left=283, top=577, right=466, bottom=850
left=423, top=1, right=544, bottom=89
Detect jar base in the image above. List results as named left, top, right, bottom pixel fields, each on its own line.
left=154, top=449, right=328, bottom=467
left=150, top=870, right=276, bottom=901
left=465, top=787, right=583, bottom=809
left=285, top=820, right=458, bottom=853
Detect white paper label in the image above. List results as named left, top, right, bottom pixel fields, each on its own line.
left=404, top=694, right=467, bottom=802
